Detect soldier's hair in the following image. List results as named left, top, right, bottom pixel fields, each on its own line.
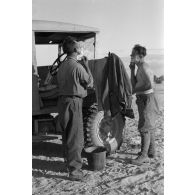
left=62, top=36, right=78, bottom=54
left=132, top=44, right=147, bottom=57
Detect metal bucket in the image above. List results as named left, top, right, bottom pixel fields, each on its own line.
left=84, top=146, right=106, bottom=171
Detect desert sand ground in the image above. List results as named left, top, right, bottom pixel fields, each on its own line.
left=32, top=83, right=164, bottom=195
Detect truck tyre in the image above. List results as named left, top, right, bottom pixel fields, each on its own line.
left=83, top=104, right=125, bottom=153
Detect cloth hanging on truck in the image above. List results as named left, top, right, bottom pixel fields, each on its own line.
left=101, top=52, right=134, bottom=118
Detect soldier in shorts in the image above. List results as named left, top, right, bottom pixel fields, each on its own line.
left=129, top=44, right=159, bottom=165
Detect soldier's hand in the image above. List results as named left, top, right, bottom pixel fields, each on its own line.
left=81, top=56, right=88, bottom=67
left=129, top=56, right=135, bottom=69
left=129, top=62, right=135, bottom=69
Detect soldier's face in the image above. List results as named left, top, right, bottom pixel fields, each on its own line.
left=131, top=54, right=139, bottom=64
left=134, top=55, right=141, bottom=64
left=76, top=43, right=84, bottom=60
left=75, top=43, right=82, bottom=55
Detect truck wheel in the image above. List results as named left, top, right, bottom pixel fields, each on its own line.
left=83, top=104, right=125, bottom=153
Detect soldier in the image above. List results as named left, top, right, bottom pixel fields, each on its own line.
left=129, top=44, right=159, bottom=165
left=57, top=36, right=93, bottom=180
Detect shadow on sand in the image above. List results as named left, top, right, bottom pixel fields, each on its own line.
left=32, top=138, right=92, bottom=178
left=32, top=170, right=69, bottom=180
left=32, top=141, right=63, bottom=158
left=32, top=158, right=67, bottom=173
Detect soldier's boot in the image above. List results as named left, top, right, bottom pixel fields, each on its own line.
left=138, top=132, right=156, bottom=158
left=130, top=132, right=150, bottom=165
left=137, top=133, right=144, bottom=155
left=148, top=131, right=156, bottom=158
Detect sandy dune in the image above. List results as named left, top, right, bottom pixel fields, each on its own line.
left=32, top=87, right=164, bottom=195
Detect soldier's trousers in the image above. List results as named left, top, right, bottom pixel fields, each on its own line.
left=58, top=96, right=84, bottom=171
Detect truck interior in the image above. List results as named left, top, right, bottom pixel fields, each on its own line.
left=32, top=20, right=99, bottom=117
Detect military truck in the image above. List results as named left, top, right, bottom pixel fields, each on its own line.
left=32, top=20, right=128, bottom=153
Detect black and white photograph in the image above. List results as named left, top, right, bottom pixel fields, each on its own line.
left=2, top=0, right=195, bottom=194
left=32, top=0, right=164, bottom=194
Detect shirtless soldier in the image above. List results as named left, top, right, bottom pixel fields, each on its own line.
left=129, top=44, right=159, bottom=165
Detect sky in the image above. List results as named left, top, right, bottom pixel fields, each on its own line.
left=32, top=0, right=163, bottom=64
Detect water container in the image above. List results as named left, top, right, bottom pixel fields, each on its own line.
left=84, top=146, right=106, bottom=171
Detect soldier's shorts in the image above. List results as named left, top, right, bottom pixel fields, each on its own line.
left=136, top=93, right=160, bottom=133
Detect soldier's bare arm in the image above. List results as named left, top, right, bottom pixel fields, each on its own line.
left=133, top=65, right=152, bottom=94
left=130, top=57, right=137, bottom=92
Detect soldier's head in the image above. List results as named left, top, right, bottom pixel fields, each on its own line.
left=131, top=44, right=147, bottom=64
left=62, top=36, right=82, bottom=56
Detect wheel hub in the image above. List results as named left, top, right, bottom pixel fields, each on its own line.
left=97, top=116, right=115, bottom=144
